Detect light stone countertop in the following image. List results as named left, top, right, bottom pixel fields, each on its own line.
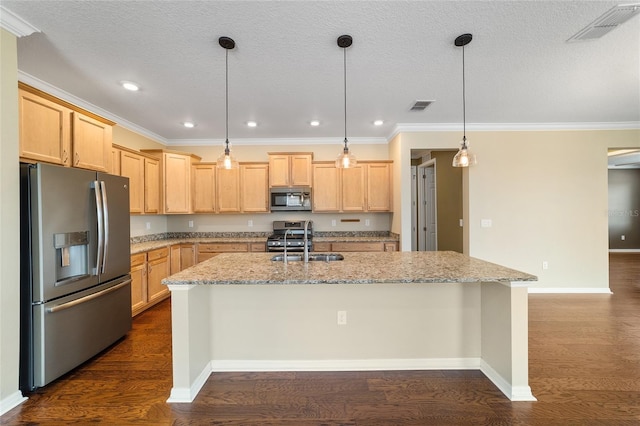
left=130, top=235, right=398, bottom=255
left=162, top=251, right=537, bottom=285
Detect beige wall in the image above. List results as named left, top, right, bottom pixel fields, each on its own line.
left=0, top=28, right=25, bottom=413
left=392, top=129, right=640, bottom=291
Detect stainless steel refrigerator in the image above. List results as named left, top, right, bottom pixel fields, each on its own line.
left=20, top=162, right=132, bottom=391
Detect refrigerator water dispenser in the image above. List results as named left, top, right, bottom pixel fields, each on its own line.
left=54, top=231, right=89, bottom=284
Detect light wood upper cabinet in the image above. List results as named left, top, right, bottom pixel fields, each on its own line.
left=110, top=146, right=121, bottom=175
left=144, top=157, right=160, bottom=214
left=18, top=87, right=72, bottom=166
left=141, top=149, right=202, bottom=214
left=312, top=161, right=393, bottom=212
left=312, top=163, right=340, bottom=212
left=268, top=153, right=313, bottom=187
left=341, top=165, right=365, bottom=212
left=192, top=163, right=216, bottom=213
left=72, top=112, right=111, bottom=172
left=119, top=150, right=145, bottom=214
left=241, top=163, right=269, bottom=213
left=366, top=162, right=393, bottom=212
left=18, top=83, right=114, bottom=172
left=217, top=167, right=241, bottom=213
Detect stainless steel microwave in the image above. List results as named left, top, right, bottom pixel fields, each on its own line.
left=270, top=187, right=312, bottom=211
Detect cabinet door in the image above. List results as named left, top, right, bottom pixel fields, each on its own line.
left=341, top=165, right=365, bottom=212
left=312, top=164, right=340, bottom=212
left=180, top=244, right=195, bottom=270
left=18, top=88, right=71, bottom=166
left=217, top=168, right=241, bottom=213
left=72, top=112, right=111, bottom=172
left=241, top=163, right=269, bottom=212
left=192, top=163, right=216, bottom=213
left=110, top=146, right=121, bottom=175
left=290, top=154, right=313, bottom=186
left=130, top=257, right=147, bottom=316
left=144, top=157, right=160, bottom=214
left=120, top=151, right=145, bottom=214
left=147, top=249, right=170, bottom=303
left=170, top=245, right=181, bottom=275
left=366, top=163, right=392, bottom=212
left=269, top=155, right=290, bottom=186
left=164, top=153, right=191, bottom=213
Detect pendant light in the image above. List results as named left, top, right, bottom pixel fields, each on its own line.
left=452, top=33, right=477, bottom=168
left=335, top=34, right=357, bottom=169
left=217, top=36, right=239, bottom=170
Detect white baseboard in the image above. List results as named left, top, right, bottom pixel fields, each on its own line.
left=528, top=287, right=612, bottom=294
left=480, top=360, right=536, bottom=402
left=166, top=361, right=213, bottom=403
left=0, top=391, right=27, bottom=416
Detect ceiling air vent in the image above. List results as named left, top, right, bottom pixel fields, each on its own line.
left=410, top=100, right=434, bottom=111
left=568, top=3, right=640, bottom=42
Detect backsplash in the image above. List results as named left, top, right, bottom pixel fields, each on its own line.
left=130, top=231, right=398, bottom=244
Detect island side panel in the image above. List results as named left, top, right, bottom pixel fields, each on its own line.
left=167, top=285, right=212, bottom=403
left=480, top=282, right=535, bottom=401
left=207, top=283, right=481, bottom=365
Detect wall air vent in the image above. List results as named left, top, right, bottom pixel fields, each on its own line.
left=410, top=100, right=434, bottom=111
left=568, top=3, right=640, bottom=42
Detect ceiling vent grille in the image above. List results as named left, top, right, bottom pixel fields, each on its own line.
left=410, top=100, right=434, bottom=111
left=568, top=3, right=640, bottom=42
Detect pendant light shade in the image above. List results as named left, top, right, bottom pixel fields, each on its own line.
left=335, top=34, right=357, bottom=169
left=217, top=36, right=239, bottom=170
left=452, top=33, right=476, bottom=168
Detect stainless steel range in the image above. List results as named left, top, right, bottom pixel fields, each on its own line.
left=266, top=220, right=313, bottom=252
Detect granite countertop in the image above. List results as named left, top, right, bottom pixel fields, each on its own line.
left=130, top=233, right=399, bottom=254
left=162, top=251, right=537, bottom=286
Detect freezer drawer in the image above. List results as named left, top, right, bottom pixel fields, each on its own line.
left=29, top=277, right=132, bottom=389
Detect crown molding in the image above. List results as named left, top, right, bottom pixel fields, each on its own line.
left=0, top=6, right=40, bottom=37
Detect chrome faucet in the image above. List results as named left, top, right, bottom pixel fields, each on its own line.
left=283, top=229, right=291, bottom=265
left=303, top=220, right=311, bottom=263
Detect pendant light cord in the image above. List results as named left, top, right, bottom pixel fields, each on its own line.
left=462, top=43, right=466, bottom=144
left=343, top=46, right=348, bottom=149
left=225, top=48, right=229, bottom=151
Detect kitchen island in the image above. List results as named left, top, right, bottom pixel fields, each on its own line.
left=163, top=251, right=537, bottom=403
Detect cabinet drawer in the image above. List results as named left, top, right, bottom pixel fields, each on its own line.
left=197, top=252, right=220, bottom=263
left=331, top=242, right=384, bottom=252
left=312, top=242, right=332, bottom=252
left=147, top=247, right=169, bottom=261
left=130, top=252, right=146, bottom=267
left=198, top=243, right=249, bottom=253
left=249, top=242, right=266, bottom=252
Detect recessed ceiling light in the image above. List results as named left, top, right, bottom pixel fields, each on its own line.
left=373, top=120, right=384, bottom=126
left=120, top=81, right=139, bottom=91
left=247, top=121, right=257, bottom=127
left=310, top=120, right=320, bottom=126
left=182, top=121, right=196, bottom=128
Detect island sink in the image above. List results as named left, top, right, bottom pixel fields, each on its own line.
left=271, top=253, right=344, bottom=262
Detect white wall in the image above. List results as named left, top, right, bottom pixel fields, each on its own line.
left=391, top=129, right=640, bottom=291
left=0, top=28, right=27, bottom=414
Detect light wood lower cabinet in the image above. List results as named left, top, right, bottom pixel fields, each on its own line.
left=170, top=243, right=196, bottom=275
left=130, top=247, right=170, bottom=317
left=312, top=241, right=397, bottom=252
left=196, top=242, right=264, bottom=263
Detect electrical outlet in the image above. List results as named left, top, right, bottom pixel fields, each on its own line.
left=459, top=219, right=464, bottom=227
left=481, top=219, right=492, bottom=228
left=145, top=222, right=151, bottom=230
left=188, top=220, right=194, bottom=228
left=621, top=235, right=626, bottom=240
left=337, top=310, right=347, bottom=325
left=365, top=219, right=370, bottom=227
left=248, top=220, right=253, bottom=227
left=332, top=219, right=337, bottom=227
left=542, top=261, right=549, bottom=270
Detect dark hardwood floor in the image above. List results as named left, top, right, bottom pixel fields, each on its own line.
left=3, top=253, right=640, bottom=425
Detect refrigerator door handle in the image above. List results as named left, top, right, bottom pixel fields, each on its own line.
left=46, top=279, right=131, bottom=313
left=100, top=180, right=109, bottom=273
left=92, top=180, right=104, bottom=275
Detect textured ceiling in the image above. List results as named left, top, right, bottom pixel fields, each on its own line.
left=2, top=1, right=639, bottom=145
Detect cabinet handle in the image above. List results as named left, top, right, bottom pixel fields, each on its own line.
left=63, top=149, right=69, bottom=164
left=74, top=152, right=79, bottom=165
